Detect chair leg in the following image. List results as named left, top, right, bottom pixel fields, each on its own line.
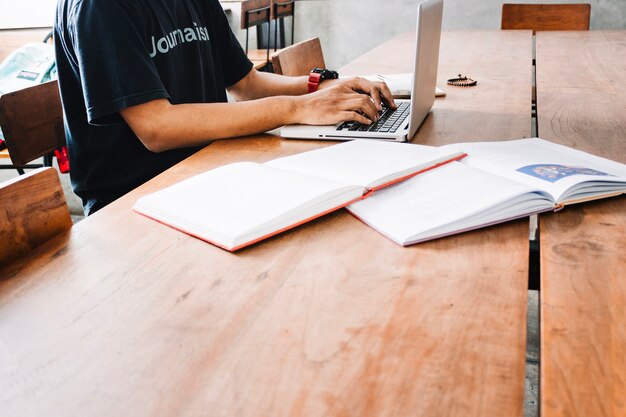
left=266, top=40, right=270, bottom=66
left=279, top=18, right=286, bottom=49
left=291, top=3, right=295, bottom=45
left=245, top=28, right=249, bottom=54
left=274, top=16, right=278, bottom=51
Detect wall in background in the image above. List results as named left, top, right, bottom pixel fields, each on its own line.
left=0, top=0, right=56, bottom=29
left=1, top=0, right=625, bottom=67
left=287, top=0, right=626, bottom=69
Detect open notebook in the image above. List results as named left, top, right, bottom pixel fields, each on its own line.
left=133, top=140, right=465, bottom=251
left=347, top=138, right=626, bottom=246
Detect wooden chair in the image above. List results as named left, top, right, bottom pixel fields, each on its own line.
left=501, top=4, right=591, bottom=33
left=0, top=167, right=72, bottom=267
left=271, top=0, right=295, bottom=52
left=0, top=80, right=66, bottom=175
left=241, top=0, right=272, bottom=70
left=501, top=4, right=590, bottom=119
left=271, top=37, right=325, bottom=76
left=0, top=29, right=56, bottom=172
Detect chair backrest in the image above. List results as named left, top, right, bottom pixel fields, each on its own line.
left=271, top=0, right=295, bottom=50
left=0, top=167, right=72, bottom=266
left=0, top=80, right=65, bottom=167
left=501, top=4, right=591, bottom=33
left=271, top=37, right=325, bottom=76
left=241, top=0, right=272, bottom=53
left=241, top=0, right=271, bottom=30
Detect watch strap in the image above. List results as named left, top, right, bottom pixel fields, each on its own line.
left=307, top=72, right=322, bottom=93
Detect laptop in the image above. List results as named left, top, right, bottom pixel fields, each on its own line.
left=280, top=0, right=444, bottom=142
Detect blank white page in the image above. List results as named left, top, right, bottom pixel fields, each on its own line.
left=347, top=162, right=554, bottom=245
left=134, top=162, right=363, bottom=248
left=265, top=140, right=464, bottom=189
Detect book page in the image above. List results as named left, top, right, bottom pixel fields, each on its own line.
left=134, top=162, right=364, bottom=249
left=441, top=138, right=626, bottom=203
left=265, top=140, right=464, bottom=190
left=347, top=162, right=555, bottom=246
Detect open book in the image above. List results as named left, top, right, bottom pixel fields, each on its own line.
left=347, top=138, right=626, bottom=246
left=133, top=140, right=466, bottom=251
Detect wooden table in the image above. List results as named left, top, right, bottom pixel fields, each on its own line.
left=0, top=31, right=532, bottom=416
left=343, top=30, right=532, bottom=145
left=536, top=31, right=626, bottom=417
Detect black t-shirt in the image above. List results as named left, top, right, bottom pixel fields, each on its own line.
left=54, top=0, right=253, bottom=214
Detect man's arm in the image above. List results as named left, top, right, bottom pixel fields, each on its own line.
left=120, top=68, right=395, bottom=153
left=228, top=69, right=394, bottom=112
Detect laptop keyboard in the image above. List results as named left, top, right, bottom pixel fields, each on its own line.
left=337, top=102, right=410, bottom=133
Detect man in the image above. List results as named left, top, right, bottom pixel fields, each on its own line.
left=55, top=0, right=394, bottom=214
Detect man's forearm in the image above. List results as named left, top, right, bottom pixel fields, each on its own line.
left=121, top=96, right=300, bottom=152
left=228, top=70, right=308, bottom=100
left=120, top=73, right=395, bottom=153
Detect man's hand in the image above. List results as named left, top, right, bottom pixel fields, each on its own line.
left=319, top=77, right=396, bottom=112
left=293, top=78, right=397, bottom=126
left=228, top=70, right=396, bottom=126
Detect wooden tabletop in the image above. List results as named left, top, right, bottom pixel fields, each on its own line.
left=536, top=31, right=626, bottom=163
left=342, top=30, right=533, bottom=145
left=0, top=31, right=532, bottom=417
left=536, top=31, right=626, bottom=417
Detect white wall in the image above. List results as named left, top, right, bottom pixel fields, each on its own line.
left=0, top=0, right=56, bottom=29
left=290, top=0, right=626, bottom=69
left=3, top=0, right=625, bottom=68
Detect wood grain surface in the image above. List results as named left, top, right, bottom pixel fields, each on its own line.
left=341, top=30, right=533, bottom=145
left=271, top=37, right=325, bottom=76
left=0, top=31, right=533, bottom=417
left=240, top=0, right=271, bottom=29
left=537, top=31, right=626, bottom=417
left=536, top=31, right=626, bottom=163
left=0, top=81, right=65, bottom=167
left=0, top=167, right=71, bottom=267
left=540, top=198, right=626, bottom=417
left=501, top=4, right=590, bottom=32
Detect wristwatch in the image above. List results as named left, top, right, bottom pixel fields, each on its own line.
left=308, top=67, right=339, bottom=93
